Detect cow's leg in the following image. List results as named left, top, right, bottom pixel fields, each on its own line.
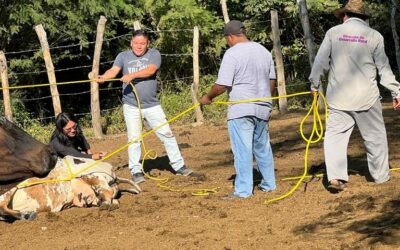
left=0, top=187, right=37, bottom=221
left=116, top=177, right=141, bottom=193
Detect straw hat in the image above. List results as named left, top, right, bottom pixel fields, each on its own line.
left=333, top=0, right=369, bottom=19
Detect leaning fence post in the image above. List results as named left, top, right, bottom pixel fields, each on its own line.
left=35, top=24, right=62, bottom=117
left=89, top=16, right=107, bottom=139
left=271, top=10, right=288, bottom=114
left=0, top=51, right=13, bottom=121
left=220, top=0, right=230, bottom=23
left=191, top=26, right=204, bottom=124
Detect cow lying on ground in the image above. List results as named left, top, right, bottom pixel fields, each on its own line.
left=0, top=118, right=58, bottom=181
left=0, top=156, right=141, bottom=221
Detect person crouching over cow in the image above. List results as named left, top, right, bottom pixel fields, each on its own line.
left=49, top=112, right=106, bottom=160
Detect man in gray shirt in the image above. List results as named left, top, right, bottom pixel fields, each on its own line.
left=200, top=20, right=277, bottom=199
left=96, top=30, right=193, bottom=184
left=309, top=0, right=400, bottom=191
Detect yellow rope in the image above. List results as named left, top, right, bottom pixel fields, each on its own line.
left=264, top=92, right=327, bottom=204
left=12, top=77, right=329, bottom=203
left=17, top=158, right=75, bottom=188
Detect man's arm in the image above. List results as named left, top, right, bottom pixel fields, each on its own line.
left=199, top=84, right=227, bottom=105
left=120, top=64, right=158, bottom=83
left=309, top=31, right=332, bottom=92
left=270, top=79, right=276, bottom=96
left=96, top=66, right=121, bottom=83
left=373, top=34, right=400, bottom=110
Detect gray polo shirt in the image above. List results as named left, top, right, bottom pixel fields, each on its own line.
left=309, top=18, right=400, bottom=111
left=217, top=41, right=276, bottom=120
left=113, top=48, right=161, bottom=108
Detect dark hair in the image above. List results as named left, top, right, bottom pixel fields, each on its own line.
left=132, top=29, right=150, bottom=40
left=345, top=12, right=368, bottom=21
left=50, top=112, right=84, bottom=146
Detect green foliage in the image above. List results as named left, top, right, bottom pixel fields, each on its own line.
left=24, top=122, right=53, bottom=143
left=103, top=107, right=126, bottom=134
left=1, top=0, right=399, bottom=139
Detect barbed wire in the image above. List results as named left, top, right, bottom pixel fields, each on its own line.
left=19, top=86, right=122, bottom=102
left=12, top=76, right=194, bottom=102
left=4, top=34, right=132, bottom=56
left=12, top=60, right=115, bottom=76
left=4, top=15, right=298, bottom=56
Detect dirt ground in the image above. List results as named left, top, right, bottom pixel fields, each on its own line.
left=1, top=102, right=399, bottom=250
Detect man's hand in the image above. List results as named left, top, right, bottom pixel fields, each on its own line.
left=121, top=74, right=135, bottom=84
left=393, top=98, right=400, bottom=110
left=199, top=95, right=212, bottom=105
left=96, top=75, right=106, bottom=84
left=311, top=91, right=319, bottom=99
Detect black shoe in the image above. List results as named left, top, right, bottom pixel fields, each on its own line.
left=327, top=179, right=347, bottom=192
left=175, top=166, right=193, bottom=176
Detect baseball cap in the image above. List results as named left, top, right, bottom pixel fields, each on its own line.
left=223, top=20, right=245, bottom=36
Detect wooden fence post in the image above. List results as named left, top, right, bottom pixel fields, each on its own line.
left=35, top=24, right=62, bottom=117
left=298, top=0, right=324, bottom=110
left=390, top=0, right=400, bottom=72
left=191, top=26, right=204, bottom=124
left=90, top=16, right=107, bottom=139
left=271, top=10, right=288, bottom=114
left=220, top=0, right=230, bottom=23
left=0, top=51, right=13, bottom=121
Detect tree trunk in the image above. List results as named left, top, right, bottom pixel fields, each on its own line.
left=35, top=24, right=62, bottom=117
left=0, top=51, right=12, bottom=121
left=391, top=0, right=400, bottom=72
left=220, top=0, right=230, bottom=23
left=90, top=16, right=107, bottom=139
left=297, top=0, right=324, bottom=110
left=134, top=21, right=142, bottom=31
left=271, top=10, right=288, bottom=114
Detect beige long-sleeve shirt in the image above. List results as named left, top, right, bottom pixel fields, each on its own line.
left=309, top=18, right=400, bottom=111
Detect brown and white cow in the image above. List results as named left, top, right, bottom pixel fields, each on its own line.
left=0, top=157, right=140, bottom=221
left=0, top=118, right=58, bottom=181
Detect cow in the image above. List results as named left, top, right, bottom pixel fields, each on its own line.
left=0, top=117, right=58, bottom=182
left=0, top=156, right=141, bottom=221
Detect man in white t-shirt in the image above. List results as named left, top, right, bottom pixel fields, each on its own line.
left=200, top=20, right=277, bottom=199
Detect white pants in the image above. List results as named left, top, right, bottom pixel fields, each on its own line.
left=324, top=99, right=390, bottom=183
left=123, top=104, right=184, bottom=174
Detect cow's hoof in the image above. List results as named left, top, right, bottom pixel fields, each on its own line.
left=99, top=201, right=119, bottom=211
left=109, top=202, right=119, bottom=211
left=22, top=212, right=37, bottom=221
left=99, top=203, right=111, bottom=211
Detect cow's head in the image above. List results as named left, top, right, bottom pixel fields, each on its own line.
left=0, top=118, right=58, bottom=182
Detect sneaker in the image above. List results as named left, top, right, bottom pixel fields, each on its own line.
left=222, top=194, right=249, bottom=200
left=257, top=184, right=275, bottom=193
left=175, top=165, right=193, bottom=176
left=132, top=172, right=146, bottom=184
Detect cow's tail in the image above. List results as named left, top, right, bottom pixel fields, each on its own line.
left=0, top=187, right=37, bottom=221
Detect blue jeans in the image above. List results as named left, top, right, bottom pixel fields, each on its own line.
left=123, top=104, right=185, bottom=175
left=228, top=117, right=276, bottom=197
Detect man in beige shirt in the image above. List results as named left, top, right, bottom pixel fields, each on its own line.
left=309, top=0, right=400, bottom=191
